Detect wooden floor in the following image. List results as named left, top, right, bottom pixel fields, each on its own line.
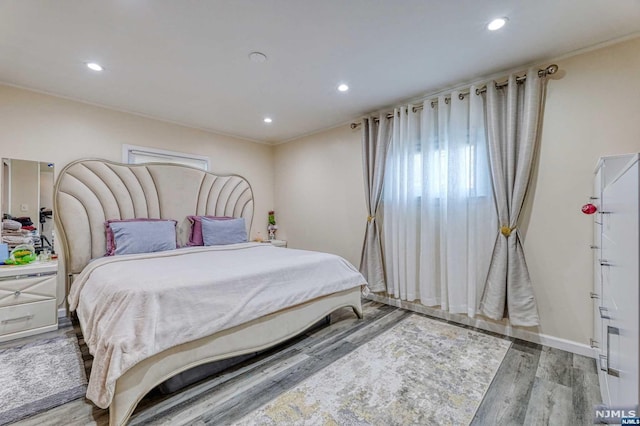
left=6, top=301, right=602, bottom=425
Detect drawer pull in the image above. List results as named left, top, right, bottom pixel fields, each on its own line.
left=0, top=271, right=56, bottom=282
left=590, top=338, right=599, bottom=348
left=1, top=314, right=34, bottom=324
left=599, top=306, right=611, bottom=319
left=599, top=354, right=608, bottom=372
left=590, top=292, right=599, bottom=299
left=606, top=325, right=620, bottom=377
left=599, top=259, right=612, bottom=266
left=590, top=245, right=599, bottom=249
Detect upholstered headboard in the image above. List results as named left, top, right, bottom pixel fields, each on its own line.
left=54, top=159, right=254, bottom=276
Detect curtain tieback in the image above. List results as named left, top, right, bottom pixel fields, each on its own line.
left=500, top=226, right=515, bottom=237
left=367, top=216, right=376, bottom=223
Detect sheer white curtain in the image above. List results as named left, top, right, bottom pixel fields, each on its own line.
left=383, top=88, right=497, bottom=316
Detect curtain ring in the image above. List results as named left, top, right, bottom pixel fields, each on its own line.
left=445, top=98, right=450, bottom=104
left=431, top=101, right=436, bottom=108
left=458, top=93, right=465, bottom=100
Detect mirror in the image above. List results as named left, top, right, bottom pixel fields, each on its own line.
left=1, top=158, right=55, bottom=254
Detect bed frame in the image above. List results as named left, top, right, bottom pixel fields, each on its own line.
left=54, top=159, right=363, bottom=425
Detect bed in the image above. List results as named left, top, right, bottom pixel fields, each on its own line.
left=53, top=159, right=365, bottom=426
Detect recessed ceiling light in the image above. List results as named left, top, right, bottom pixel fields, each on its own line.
left=487, top=17, right=507, bottom=31
left=263, top=117, right=273, bottom=123
left=337, top=84, right=349, bottom=92
left=249, top=52, right=267, bottom=63
left=86, top=62, right=104, bottom=71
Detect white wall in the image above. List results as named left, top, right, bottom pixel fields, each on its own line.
left=275, top=37, right=640, bottom=346
left=522, top=36, right=640, bottom=343
left=0, top=84, right=275, bottom=304
left=274, top=124, right=366, bottom=266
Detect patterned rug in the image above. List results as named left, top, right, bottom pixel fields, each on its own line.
left=0, top=335, right=87, bottom=425
left=235, top=314, right=511, bottom=426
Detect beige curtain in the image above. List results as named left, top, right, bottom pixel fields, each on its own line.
left=360, top=114, right=393, bottom=292
left=479, top=68, right=547, bottom=326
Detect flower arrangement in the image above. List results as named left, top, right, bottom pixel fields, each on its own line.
left=267, top=210, right=278, bottom=240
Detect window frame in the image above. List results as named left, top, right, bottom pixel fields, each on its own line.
left=122, top=144, right=210, bottom=171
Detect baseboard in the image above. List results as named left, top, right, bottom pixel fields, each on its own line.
left=366, top=293, right=594, bottom=358
left=57, top=307, right=66, bottom=319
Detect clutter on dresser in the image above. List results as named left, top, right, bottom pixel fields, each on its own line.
left=3, top=244, right=36, bottom=265
left=2, top=217, right=39, bottom=250
left=1, top=158, right=55, bottom=255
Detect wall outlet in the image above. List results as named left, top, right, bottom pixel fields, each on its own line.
left=20, top=204, right=28, bottom=212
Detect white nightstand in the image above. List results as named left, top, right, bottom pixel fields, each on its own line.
left=270, top=239, right=287, bottom=248
left=0, top=261, right=58, bottom=342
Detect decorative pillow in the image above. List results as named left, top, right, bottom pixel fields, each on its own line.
left=186, top=215, right=233, bottom=246
left=105, top=219, right=177, bottom=256
left=201, top=217, right=247, bottom=246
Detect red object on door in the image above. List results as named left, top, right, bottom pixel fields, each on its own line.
left=582, top=203, right=598, bottom=214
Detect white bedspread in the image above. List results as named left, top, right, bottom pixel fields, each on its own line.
left=68, top=243, right=366, bottom=408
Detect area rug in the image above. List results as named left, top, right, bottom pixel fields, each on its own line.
left=235, top=314, right=511, bottom=426
left=0, top=335, right=87, bottom=425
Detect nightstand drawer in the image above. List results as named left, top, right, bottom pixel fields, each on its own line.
left=0, top=299, right=57, bottom=336
left=0, top=274, right=57, bottom=307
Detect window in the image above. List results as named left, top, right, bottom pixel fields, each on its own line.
left=383, top=98, right=496, bottom=315
left=122, top=144, right=209, bottom=170
left=413, top=144, right=488, bottom=198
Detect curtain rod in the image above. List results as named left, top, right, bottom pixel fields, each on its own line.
left=350, top=64, right=558, bottom=129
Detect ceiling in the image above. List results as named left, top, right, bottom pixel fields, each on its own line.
left=1, top=1, right=639, bottom=144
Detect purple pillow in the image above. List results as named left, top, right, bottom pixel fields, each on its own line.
left=105, top=218, right=177, bottom=256
left=187, top=216, right=233, bottom=246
